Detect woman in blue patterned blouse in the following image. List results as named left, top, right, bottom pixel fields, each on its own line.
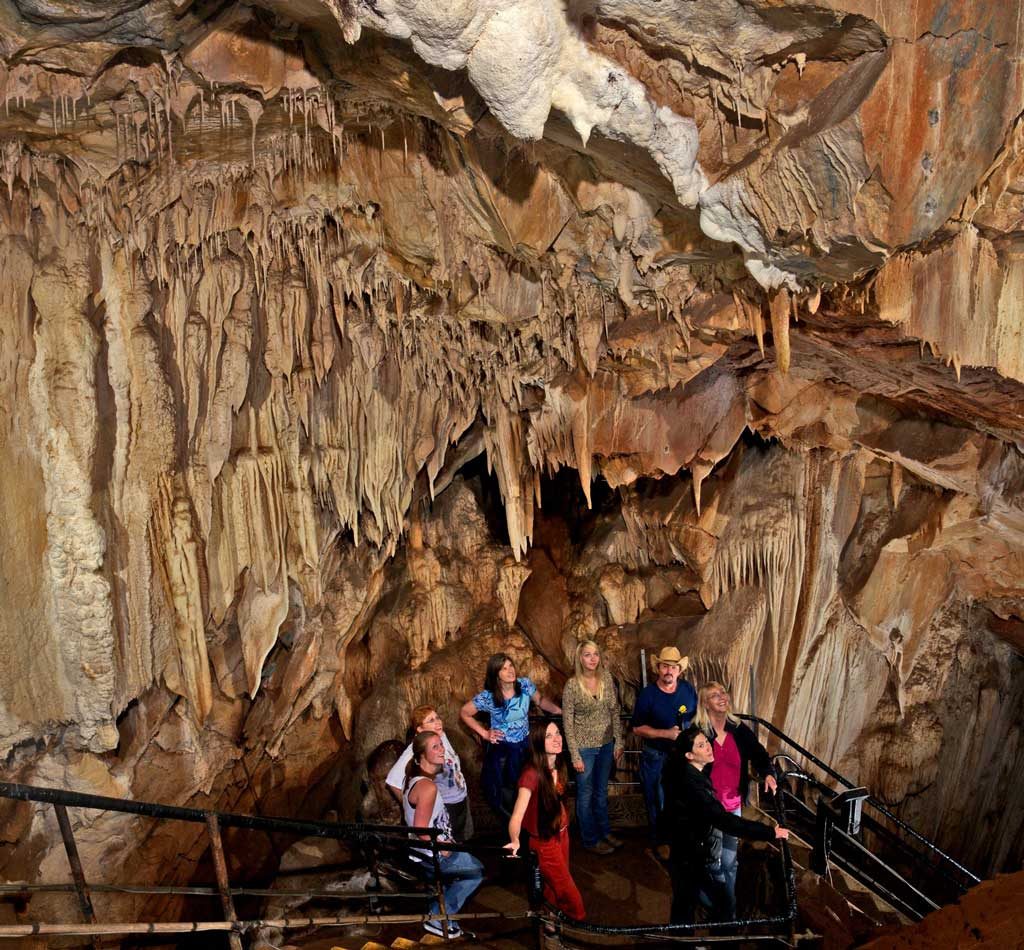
left=461, top=653, right=562, bottom=817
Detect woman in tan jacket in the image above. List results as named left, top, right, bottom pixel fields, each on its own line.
left=561, top=639, right=624, bottom=854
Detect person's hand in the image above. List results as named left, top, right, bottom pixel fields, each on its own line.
left=666, top=726, right=681, bottom=742
left=774, top=827, right=790, bottom=841
left=487, top=728, right=505, bottom=743
left=574, top=760, right=585, bottom=773
left=614, top=748, right=624, bottom=762
left=440, top=849, right=452, bottom=858
left=504, top=838, right=520, bottom=857
left=765, top=775, right=778, bottom=794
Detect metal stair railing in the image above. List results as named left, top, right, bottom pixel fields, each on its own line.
left=1, top=776, right=797, bottom=947
left=775, top=767, right=938, bottom=921
left=538, top=770, right=800, bottom=946
left=736, top=715, right=980, bottom=921
left=0, top=780, right=524, bottom=945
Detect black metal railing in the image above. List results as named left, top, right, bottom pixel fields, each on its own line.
left=544, top=779, right=798, bottom=944
left=737, top=715, right=980, bottom=921
left=0, top=776, right=795, bottom=946
left=3, top=710, right=980, bottom=944
left=0, top=781, right=524, bottom=944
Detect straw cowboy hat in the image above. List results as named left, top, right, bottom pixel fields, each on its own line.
left=651, top=646, right=689, bottom=671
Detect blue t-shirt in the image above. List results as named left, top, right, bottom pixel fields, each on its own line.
left=472, top=677, right=536, bottom=743
left=631, top=679, right=697, bottom=752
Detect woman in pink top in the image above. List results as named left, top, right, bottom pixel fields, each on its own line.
left=695, top=682, right=778, bottom=918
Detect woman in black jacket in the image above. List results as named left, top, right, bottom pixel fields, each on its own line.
left=662, top=725, right=788, bottom=924
left=694, top=681, right=778, bottom=917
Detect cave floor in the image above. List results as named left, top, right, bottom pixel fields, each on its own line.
left=291, top=827, right=672, bottom=949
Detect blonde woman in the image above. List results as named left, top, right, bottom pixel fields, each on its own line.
left=695, top=681, right=778, bottom=918
left=561, top=640, right=623, bottom=854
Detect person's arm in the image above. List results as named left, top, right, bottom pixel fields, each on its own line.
left=561, top=681, right=583, bottom=771
left=631, top=688, right=678, bottom=741
left=699, top=784, right=778, bottom=841
left=504, top=786, right=532, bottom=857
left=411, top=779, right=450, bottom=857
left=633, top=723, right=681, bottom=741
left=461, top=697, right=503, bottom=743
left=531, top=691, right=562, bottom=715
left=739, top=723, right=778, bottom=793
left=385, top=745, right=414, bottom=802
left=630, top=692, right=679, bottom=745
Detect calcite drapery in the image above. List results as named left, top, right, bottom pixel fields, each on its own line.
left=2, top=0, right=1024, bottom=930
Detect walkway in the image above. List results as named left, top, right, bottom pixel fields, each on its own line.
left=291, top=828, right=672, bottom=949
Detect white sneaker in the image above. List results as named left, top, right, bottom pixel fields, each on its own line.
left=423, top=919, right=463, bottom=939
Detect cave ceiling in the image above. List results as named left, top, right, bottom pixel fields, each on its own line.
left=3, top=0, right=1024, bottom=903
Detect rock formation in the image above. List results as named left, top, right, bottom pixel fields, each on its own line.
left=1, top=0, right=1023, bottom=937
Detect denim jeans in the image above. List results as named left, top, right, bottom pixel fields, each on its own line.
left=709, top=805, right=741, bottom=918
left=576, top=741, right=614, bottom=847
left=423, top=849, right=485, bottom=917
left=481, top=737, right=529, bottom=818
left=639, top=746, right=668, bottom=842
left=669, top=853, right=731, bottom=924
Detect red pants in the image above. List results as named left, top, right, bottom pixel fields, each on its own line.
left=530, top=827, right=586, bottom=921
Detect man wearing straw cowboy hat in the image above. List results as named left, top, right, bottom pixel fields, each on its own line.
left=631, top=646, right=697, bottom=855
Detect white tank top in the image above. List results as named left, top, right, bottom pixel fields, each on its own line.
left=402, top=774, right=454, bottom=860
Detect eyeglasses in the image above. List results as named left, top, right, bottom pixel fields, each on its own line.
left=706, top=691, right=729, bottom=699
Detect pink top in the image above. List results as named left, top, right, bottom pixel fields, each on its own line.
left=710, top=731, right=743, bottom=812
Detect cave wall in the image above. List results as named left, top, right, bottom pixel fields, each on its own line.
left=1, top=0, right=1024, bottom=932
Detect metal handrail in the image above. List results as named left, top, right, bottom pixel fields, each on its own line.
left=778, top=786, right=926, bottom=921
left=776, top=769, right=957, bottom=921
left=0, top=781, right=518, bottom=944
left=544, top=772, right=798, bottom=940
left=736, top=715, right=980, bottom=889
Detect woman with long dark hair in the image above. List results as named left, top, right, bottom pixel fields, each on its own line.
left=460, top=653, right=561, bottom=817
left=504, top=720, right=585, bottom=921
left=402, top=731, right=484, bottom=940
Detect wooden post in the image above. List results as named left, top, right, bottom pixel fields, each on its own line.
left=54, top=804, right=102, bottom=950
left=205, top=813, right=243, bottom=950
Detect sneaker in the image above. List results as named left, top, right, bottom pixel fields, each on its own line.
left=603, top=833, right=624, bottom=849
left=424, top=919, right=463, bottom=939
left=584, top=840, right=615, bottom=855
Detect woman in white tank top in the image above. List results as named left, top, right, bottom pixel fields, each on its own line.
left=402, top=731, right=484, bottom=940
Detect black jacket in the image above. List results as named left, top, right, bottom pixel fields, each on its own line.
left=662, top=754, right=774, bottom=864
left=705, top=719, right=776, bottom=805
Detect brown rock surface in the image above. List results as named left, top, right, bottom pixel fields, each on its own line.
left=0, top=0, right=1023, bottom=941
left=859, top=869, right=1024, bottom=949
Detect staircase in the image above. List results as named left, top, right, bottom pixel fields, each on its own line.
left=736, top=715, right=980, bottom=927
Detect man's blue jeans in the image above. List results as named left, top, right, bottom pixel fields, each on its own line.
left=639, top=745, right=668, bottom=842
left=423, top=850, right=485, bottom=917
left=576, top=741, right=614, bottom=847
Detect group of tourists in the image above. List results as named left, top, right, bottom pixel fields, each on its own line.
left=381, top=643, right=787, bottom=940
